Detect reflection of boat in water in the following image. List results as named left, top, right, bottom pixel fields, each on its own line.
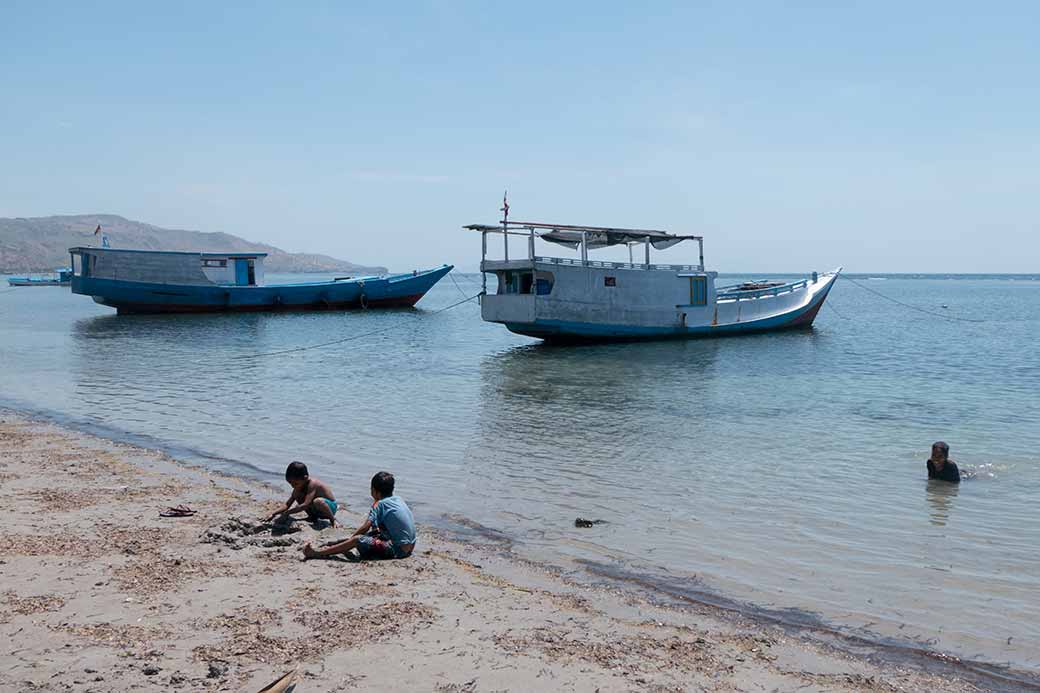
left=67, top=247, right=451, bottom=315
left=466, top=218, right=839, bottom=342
left=7, top=268, right=73, bottom=286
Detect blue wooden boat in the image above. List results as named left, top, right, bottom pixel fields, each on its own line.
left=67, top=247, right=452, bottom=315
left=466, top=219, right=839, bottom=342
left=8, top=268, right=73, bottom=287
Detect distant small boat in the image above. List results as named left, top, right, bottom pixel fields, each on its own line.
left=7, top=268, right=73, bottom=287
left=67, top=247, right=451, bottom=315
left=466, top=218, right=839, bottom=342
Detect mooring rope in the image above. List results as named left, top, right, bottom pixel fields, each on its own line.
left=447, top=271, right=473, bottom=300
left=0, top=286, right=22, bottom=295
left=229, top=291, right=482, bottom=361
left=838, top=275, right=984, bottom=323
left=824, top=300, right=850, bottom=320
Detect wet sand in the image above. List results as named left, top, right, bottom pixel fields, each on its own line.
left=0, top=411, right=997, bottom=692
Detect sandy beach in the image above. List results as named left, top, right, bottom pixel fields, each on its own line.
left=0, top=411, right=1003, bottom=692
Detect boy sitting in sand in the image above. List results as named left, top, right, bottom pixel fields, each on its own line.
left=302, top=471, right=415, bottom=560
left=266, top=461, right=339, bottom=527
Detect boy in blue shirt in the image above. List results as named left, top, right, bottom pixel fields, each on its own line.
left=302, top=471, right=416, bottom=560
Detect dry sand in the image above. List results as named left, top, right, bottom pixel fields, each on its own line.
left=0, top=412, right=1008, bottom=692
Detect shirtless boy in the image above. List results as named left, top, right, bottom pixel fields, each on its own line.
left=266, top=461, right=339, bottom=526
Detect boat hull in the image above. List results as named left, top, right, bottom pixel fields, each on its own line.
left=485, top=268, right=839, bottom=342
left=71, top=265, right=453, bottom=315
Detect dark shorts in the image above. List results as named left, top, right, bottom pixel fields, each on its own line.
left=356, top=533, right=410, bottom=560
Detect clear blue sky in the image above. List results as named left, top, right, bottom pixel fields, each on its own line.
left=2, top=2, right=1037, bottom=272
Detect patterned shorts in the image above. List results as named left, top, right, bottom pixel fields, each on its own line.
left=356, top=533, right=397, bottom=560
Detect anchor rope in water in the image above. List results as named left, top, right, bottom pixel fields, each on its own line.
left=229, top=291, right=482, bottom=361
left=447, top=271, right=473, bottom=300
left=837, top=275, right=984, bottom=323
left=0, top=286, right=23, bottom=295
left=824, top=300, right=850, bottom=320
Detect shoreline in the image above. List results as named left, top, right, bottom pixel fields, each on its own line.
left=0, top=409, right=1031, bottom=692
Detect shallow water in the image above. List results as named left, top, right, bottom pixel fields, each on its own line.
left=1, top=272, right=1038, bottom=673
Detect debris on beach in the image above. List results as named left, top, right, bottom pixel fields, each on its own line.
left=193, top=602, right=436, bottom=666
left=1, top=591, right=66, bottom=620
left=574, top=517, right=606, bottom=528
left=292, top=602, right=436, bottom=647
left=207, top=660, right=229, bottom=679
left=159, top=504, right=197, bottom=518
left=255, top=669, right=298, bottom=693
left=0, top=531, right=104, bottom=558
left=114, top=554, right=238, bottom=594
left=494, top=628, right=719, bottom=674
left=54, top=621, right=172, bottom=649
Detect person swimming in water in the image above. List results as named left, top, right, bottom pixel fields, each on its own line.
left=927, top=441, right=960, bottom=483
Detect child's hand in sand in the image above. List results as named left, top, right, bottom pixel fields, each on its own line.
left=301, top=543, right=318, bottom=559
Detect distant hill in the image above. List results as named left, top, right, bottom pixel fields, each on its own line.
left=0, top=214, right=387, bottom=274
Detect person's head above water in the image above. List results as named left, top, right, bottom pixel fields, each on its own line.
left=285, top=461, right=309, bottom=489
left=371, top=470, right=395, bottom=500
left=930, top=441, right=950, bottom=465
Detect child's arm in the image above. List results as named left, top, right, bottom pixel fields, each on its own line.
left=280, top=487, right=321, bottom=517
left=351, top=518, right=373, bottom=537
left=265, top=493, right=296, bottom=521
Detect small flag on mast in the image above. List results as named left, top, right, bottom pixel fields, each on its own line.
left=93, top=224, right=101, bottom=236
left=500, top=191, right=509, bottom=220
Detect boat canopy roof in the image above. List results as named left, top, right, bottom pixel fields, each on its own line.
left=464, top=221, right=701, bottom=251
left=68, top=247, right=267, bottom=259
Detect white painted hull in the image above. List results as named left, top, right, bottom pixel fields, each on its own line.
left=481, top=259, right=840, bottom=341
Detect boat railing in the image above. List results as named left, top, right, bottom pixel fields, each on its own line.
left=716, top=278, right=811, bottom=302
left=534, top=256, right=704, bottom=272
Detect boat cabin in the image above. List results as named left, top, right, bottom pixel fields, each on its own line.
left=68, top=247, right=267, bottom=287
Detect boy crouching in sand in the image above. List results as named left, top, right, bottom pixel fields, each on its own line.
left=266, top=461, right=339, bottom=527
left=303, top=471, right=415, bottom=560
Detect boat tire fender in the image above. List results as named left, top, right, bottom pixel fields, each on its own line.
left=359, top=292, right=368, bottom=310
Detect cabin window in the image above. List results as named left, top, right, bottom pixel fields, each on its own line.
left=520, top=272, right=534, bottom=294
left=604, top=276, right=616, bottom=287
left=202, top=259, right=227, bottom=268
left=689, top=276, right=707, bottom=306
left=78, top=254, right=95, bottom=278
left=247, top=260, right=256, bottom=285
left=498, top=271, right=550, bottom=295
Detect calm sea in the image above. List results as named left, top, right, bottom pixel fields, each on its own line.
left=1, top=272, right=1038, bottom=675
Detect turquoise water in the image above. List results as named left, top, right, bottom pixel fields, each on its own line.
left=1, top=273, right=1038, bottom=675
